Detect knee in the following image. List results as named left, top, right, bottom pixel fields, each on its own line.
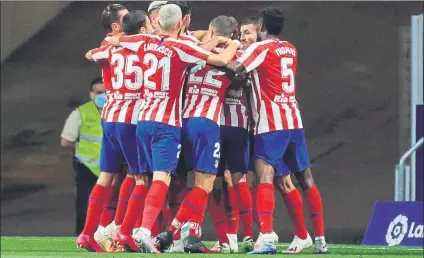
left=96, top=172, right=115, bottom=186
left=134, top=174, right=148, bottom=185
left=223, top=170, right=233, bottom=186
left=274, top=175, right=296, bottom=194
left=296, top=168, right=315, bottom=191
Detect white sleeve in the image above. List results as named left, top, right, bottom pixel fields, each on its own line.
left=61, top=110, right=81, bottom=142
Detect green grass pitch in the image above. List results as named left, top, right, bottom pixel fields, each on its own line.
left=1, top=237, right=423, bottom=257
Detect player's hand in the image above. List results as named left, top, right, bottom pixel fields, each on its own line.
left=109, top=35, right=121, bottom=46
left=215, top=36, right=231, bottom=45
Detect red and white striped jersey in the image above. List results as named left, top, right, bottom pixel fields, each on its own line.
left=220, top=88, right=248, bottom=128
left=91, top=43, right=144, bottom=124
left=118, top=34, right=211, bottom=127
left=237, top=39, right=303, bottom=134
left=179, top=34, right=200, bottom=44
left=100, top=33, right=113, bottom=91
left=220, top=50, right=248, bottom=129
left=183, top=47, right=235, bottom=124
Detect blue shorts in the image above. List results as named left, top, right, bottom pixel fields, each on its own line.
left=100, top=121, right=139, bottom=174
left=136, top=121, right=181, bottom=174
left=181, top=118, right=220, bottom=174
left=254, top=129, right=310, bottom=176
left=218, top=126, right=249, bottom=177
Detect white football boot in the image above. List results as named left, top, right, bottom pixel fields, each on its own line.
left=282, top=233, right=313, bottom=254
left=314, top=236, right=328, bottom=254
left=248, top=232, right=277, bottom=254
left=227, top=233, right=238, bottom=253
left=165, top=239, right=185, bottom=253
left=94, top=225, right=112, bottom=252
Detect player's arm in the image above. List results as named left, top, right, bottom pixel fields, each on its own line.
left=109, top=34, right=148, bottom=52
left=189, top=30, right=209, bottom=40
left=206, top=40, right=238, bottom=66
left=60, top=110, right=81, bottom=152
left=225, top=42, right=267, bottom=82
left=85, top=44, right=111, bottom=65
left=198, top=36, right=232, bottom=51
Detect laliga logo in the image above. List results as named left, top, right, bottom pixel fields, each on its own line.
left=385, top=214, right=424, bottom=246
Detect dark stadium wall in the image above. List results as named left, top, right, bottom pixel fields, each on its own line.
left=1, top=1, right=423, bottom=243
left=0, top=1, right=70, bottom=62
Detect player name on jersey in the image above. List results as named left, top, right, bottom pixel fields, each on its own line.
left=237, top=39, right=303, bottom=134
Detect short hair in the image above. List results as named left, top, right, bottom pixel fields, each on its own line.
left=258, top=7, right=285, bottom=36
left=101, top=4, right=127, bottom=31
left=166, top=1, right=191, bottom=17
left=90, top=77, right=103, bottom=90
left=122, top=10, right=147, bottom=35
left=209, top=16, right=237, bottom=38
left=159, top=4, right=182, bottom=30
left=227, top=16, right=240, bottom=40
left=241, top=15, right=260, bottom=26
left=148, top=1, right=167, bottom=15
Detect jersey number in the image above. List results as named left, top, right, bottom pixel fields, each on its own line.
left=188, top=64, right=226, bottom=88
left=280, top=57, right=295, bottom=93
left=143, top=53, right=171, bottom=91
left=213, top=142, right=220, bottom=158
left=111, top=54, right=143, bottom=90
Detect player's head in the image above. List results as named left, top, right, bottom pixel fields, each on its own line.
left=166, top=1, right=192, bottom=32
left=209, top=16, right=237, bottom=39
left=148, top=1, right=167, bottom=30
left=89, top=77, right=105, bottom=108
left=101, top=4, right=129, bottom=34
left=158, top=4, right=183, bottom=35
left=257, top=6, right=285, bottom=39
left=227, top=16, right=241, bottom=40
left=122, top=10, right=153, bottom=35
left=240, top=15, right=259, bottom=49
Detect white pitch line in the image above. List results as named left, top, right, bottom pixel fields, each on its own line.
left=275, top=244, right=423, bottom=251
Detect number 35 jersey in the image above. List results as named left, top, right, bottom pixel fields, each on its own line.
left=91, top=44, right=145, bottom=125
left=182, top=48, right=239, bottom=125
left=237, top=39, right=303, bottom=134
left=117, top=34, right=211, bottom=127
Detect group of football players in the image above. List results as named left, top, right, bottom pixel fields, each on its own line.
left=75, top=1, right=328, bottom=255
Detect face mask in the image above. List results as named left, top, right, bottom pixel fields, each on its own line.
left=94, top=93, right=106, bottom=108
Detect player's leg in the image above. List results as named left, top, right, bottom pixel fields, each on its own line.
left=112, top=123, right=149, bottom=252
left=156, top=118, right=219, bottom=253
left=249, top=130, right=292, bottom=254
left=135, top=121, right=180, bottom=253
left=226, top=127, right=253, bottom=252
left=208, top=175, right=231, bottom=253
left=273, top=161, right=311, bottom=254
left=164, top=158, right=188, bottom=252
left=290, top=129, right=327, bottom=254
left=95, top=170, right=124, bottom=252
left=222, top=170, right=239, bottom=252
left=76, top=121, right=124, bottom=252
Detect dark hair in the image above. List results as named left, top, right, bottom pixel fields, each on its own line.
left=241, top=15, right=259, bottom=26
left=166, top=1, right=191, bottom=16
left=258, top=7, right=285, bottom=36
left=227, top=16, right=240, bottom=40
left=210, top=16, right=237, bottom=38
left=90, top=77, right=103, bottom=90
left=122, top=10, right=147, bottom=35
left=101, top=4, right=127, bottom=31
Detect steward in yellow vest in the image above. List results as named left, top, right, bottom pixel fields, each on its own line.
left=75, top=101, right=103, bottom=177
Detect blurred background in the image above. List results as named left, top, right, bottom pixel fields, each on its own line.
left=1, top=1, right=423, bottom=243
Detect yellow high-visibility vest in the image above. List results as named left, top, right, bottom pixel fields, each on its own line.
left=75, top=101, right=102, bottom=177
